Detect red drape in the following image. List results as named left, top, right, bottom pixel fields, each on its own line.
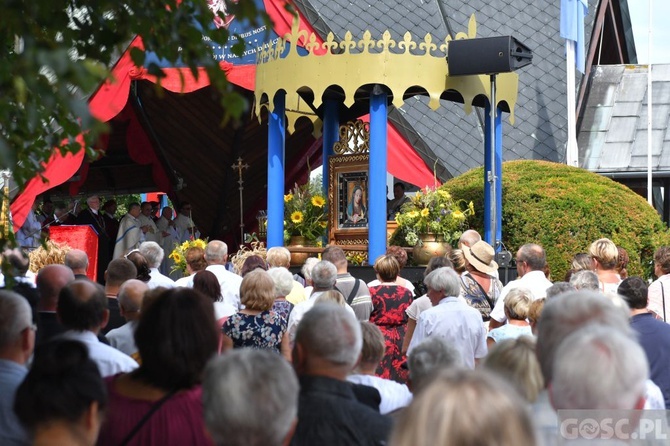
left=12, top=0, right=436, bottom=229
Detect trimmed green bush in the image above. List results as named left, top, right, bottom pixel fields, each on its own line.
left=444, top=160, right=670, bottom=280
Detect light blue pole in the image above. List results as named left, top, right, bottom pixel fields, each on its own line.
left=267, top=91, right=286, bottom=248
left=369, top=88, right=388, bottom=262
left=483, top=89, right=503, bottom=251
left=322, top=99, right=339, bottom=196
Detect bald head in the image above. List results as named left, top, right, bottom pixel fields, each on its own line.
left=36, top=264, right=75, bottom=311
left=64, top=249, right=89, bottom=274
left=205, top=240, right=228, bottom=265
left=458, top=230, right=481, bottom=249
left=118, top=279, right=148, bottom=321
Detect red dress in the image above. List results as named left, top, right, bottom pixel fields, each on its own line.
left=369, top=284, right=413, bottom=383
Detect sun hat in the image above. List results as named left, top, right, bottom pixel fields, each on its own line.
left=463, top=240, right=498, bottom=274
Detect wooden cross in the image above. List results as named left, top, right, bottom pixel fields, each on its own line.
left=231, top=157, right=249, bottom=244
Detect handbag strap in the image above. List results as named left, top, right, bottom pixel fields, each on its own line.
left=335, top=279, right=361, bottom=306
left=662, top=284, right=666, bottom=322
left=119, top=389, right=178, bottom=446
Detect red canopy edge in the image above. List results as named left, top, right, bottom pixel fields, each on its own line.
left=11, top=0, right=435, bottom=229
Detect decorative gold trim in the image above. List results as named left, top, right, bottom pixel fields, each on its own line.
left=255, top=14, right=519, bottom=132
left=332, top=120, right=370, bottom=155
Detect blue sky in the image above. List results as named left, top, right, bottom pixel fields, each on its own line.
left=629, top=0, right=670, bottom=64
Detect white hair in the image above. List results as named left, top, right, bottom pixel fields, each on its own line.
left=267, top=267, right=294, bottom=297
left=569, top=270, right=599, bottom=291
left=423, top=267, right=460, bottom=297
left=551, top=325, right=648, bottom=410
left=139, top=241, right=164, bottom=268
left=203, top=349, right=299, bottom=446
left=296, top=303, right=362, bottom=367
left=0, top=291, right=32, bottom=350
left=266, top=246, right=291, bottom=268
left=408, top=337, right=463, bottom=392
left=311, top=261, right=337, bottom=290
left=536, top=291, right=632, bottom=383
left=301, top=257, right=320, bottom=282
left=205, top=240, right=228, bottom=264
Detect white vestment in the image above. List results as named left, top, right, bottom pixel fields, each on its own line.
left=113, top=214, right=143, bottom=259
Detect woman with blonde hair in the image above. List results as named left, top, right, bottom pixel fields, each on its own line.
left=589, top=238, right=622, bottom=294
left=390, top=369, right=536, bottom=446
left=487, top=287, right=532, bottom=348
left=221, top=270, right=290, bottom=359
left=483, top=336, right=544, bottom=403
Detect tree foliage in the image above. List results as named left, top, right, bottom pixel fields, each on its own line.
left=445, top=160, right=670, bottom=280
left=0, top=0, right=269, bottom=187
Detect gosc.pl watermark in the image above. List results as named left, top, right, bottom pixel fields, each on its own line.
left=558, top=410, right=670, bottom=444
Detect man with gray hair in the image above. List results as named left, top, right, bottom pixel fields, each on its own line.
left=407, top=337, right=463, bottom=393
left=64, top=248, right=90, bottom=280
left=458, top=229, right=481, bottom=249
left=489, top=243, right=552, bottom=329
left=569, top=270, right=599, bottom=291
left=533, top=291, right=663, bottom=444
left=203, top=349, right=299, bottom=446
left=408, top=267, right=486, bottom=369
left=291, top=304, right=392, bottom=445
left=139, top=241, right=175, bottom=289
left=287, top=260, right=338, bottom=342
left=106, top=279, right=148, bottom=359
left=204, top=240, right=242, bottom=310
left=551, top=324, right=648, bottom=410
left=0, top=291, right=35, bottom=445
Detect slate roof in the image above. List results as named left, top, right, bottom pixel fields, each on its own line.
left=294, top=0, right=600, bottom=180
left=579, top=64, right=670, bottom=175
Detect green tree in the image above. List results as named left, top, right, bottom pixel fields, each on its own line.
left=1, top=0, right=269, bottom=188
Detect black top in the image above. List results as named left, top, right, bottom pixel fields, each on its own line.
left=102, top=297, right=125, bottom=335
left=291, top=375, right=392, bottom=446
left=631, top=313, right=670, bottom=409
left=36, top=311, right=65, bottom=345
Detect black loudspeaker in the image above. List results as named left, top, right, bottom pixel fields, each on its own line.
left=447, top=36, right=532, bottom=76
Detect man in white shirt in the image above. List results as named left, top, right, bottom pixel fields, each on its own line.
left=139, top=241, right=175, bottom=289
left=106, top=279, right=148, bottom=359
left=174, top=202, right=198, bottom=242
left=408, top=267, right=487, bottom=369
left=489, top=243, right=552, bottom=329
left=204, top=240, right=242, bottom=310
left=57, top=280, right=138, bottom=377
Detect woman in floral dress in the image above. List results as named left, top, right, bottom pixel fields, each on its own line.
left=369, top=254, right=413, bottom=383
left=221, top=270, right=290, bottom=359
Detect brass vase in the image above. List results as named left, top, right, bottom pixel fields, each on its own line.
left=412, top=233, right=451, bottom=266
left=289, top=235, right=313, bottom=266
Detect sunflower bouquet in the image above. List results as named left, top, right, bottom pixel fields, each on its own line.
left=394, top=187, right=475, bottom=246
left=283, top=182, right=328, bottom=244
left=169, top=238, right=208, bottom=274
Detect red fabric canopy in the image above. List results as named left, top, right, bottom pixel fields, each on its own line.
left=11, top=0, right=435, bottom=229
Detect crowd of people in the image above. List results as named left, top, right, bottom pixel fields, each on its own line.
left=3, top=224, right=670, bottom=445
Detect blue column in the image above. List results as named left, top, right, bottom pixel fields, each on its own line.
left=369, top=89, right=387, bottom=262
left=267, top=91, right=286, bottom=248
left=322, top=99, right=339, bottom=196
left=483, top=103, right=503, bottom=250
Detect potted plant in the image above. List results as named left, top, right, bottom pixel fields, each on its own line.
left=393, top=187, right=474, bottom=264
left=283, top=182, right=328, bottom=251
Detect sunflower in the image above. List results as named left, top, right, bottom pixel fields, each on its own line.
left=171, top=252, right=183, bottom=264
left=452, top=210, right=465, bottom=221
left=408, top=210, right=419, bottom=219
left=420, top=208, right=430, bottom=217
left=284, top=193, right=293, bottom=203
left=193, top=239, right=207, bottom=249
left=311, top=195, right=326, bottom=207
left=290, top=211, right=304, bottom=223
left=319, top=221, right=328, bottom=228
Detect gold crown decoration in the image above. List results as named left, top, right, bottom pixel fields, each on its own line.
left=254, top=14, right=519, bottom=133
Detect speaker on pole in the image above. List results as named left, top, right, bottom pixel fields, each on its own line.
left=447, top=36, right=532, bottom=76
